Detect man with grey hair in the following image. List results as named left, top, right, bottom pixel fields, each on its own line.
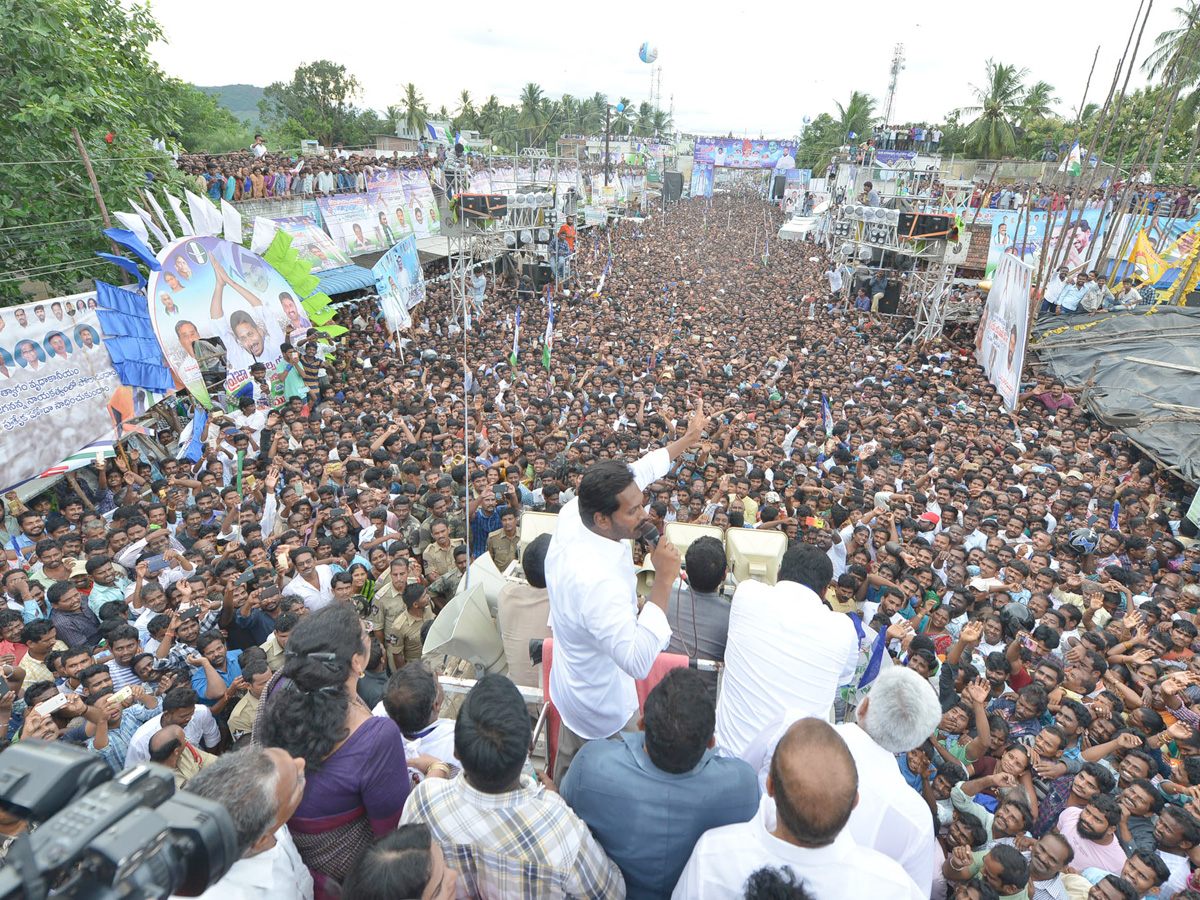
left=738, top=666, right=940, bottom=897
left=177, top=746, right=313, bottom=900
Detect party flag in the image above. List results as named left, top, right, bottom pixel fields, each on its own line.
left=510, top=307, right=521, bottom=366
left=821, top=393, right=833, bottom=437
left=1110, top=501, right=1120, bottom=531
left=1059, top=141, right=1082, bottom=177
left=542, top=295, right=554, bottom=370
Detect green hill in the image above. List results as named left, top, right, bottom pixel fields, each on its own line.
left=198, top=84, right=264, bottom=125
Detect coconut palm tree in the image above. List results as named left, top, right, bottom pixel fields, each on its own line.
left=1020, top=80, right=1059, bottom=127
left=398, top=83, right=428, bottom=138
left=1144, top=0, right=1200, bottom=81
left=613, top=97, right=635, bottom=135
left=651, top=108, right=674, bottom=139
left=583, top=93, right=608, bottom=133
left=478, top=95, right=502, bottom=135
left=633, top=102, right=655, bottom=137
left=492, top=107, right=520, bottom=152
left=959, top=60, right=1029, bottom=158
left=454, top=89, right=476, bottom=132
left=518, top=83, right=545, bottom=146
left=833, top=91, right=876, bottom=143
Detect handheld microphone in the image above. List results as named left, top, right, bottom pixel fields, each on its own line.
left=638, top=521, right=661, bottom=549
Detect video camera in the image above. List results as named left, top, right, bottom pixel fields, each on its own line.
left=0, top=740, right=237, bottom=900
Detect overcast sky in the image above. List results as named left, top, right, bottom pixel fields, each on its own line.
left=149, top=0, right=1178, bottom=140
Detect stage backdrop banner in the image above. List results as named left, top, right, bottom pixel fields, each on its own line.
left=148, top=237, right=312, bottom=407
left=0, top=292, right=141, bottom=494
left=316, top=194, right=386, bottom=256
left=251, top=216, right=351, bottom=272
left=976, top=251, right=1033, bottom=409
left=372, top=235, right=425, bottom=333
left=693, top=138, right=798, bottom=169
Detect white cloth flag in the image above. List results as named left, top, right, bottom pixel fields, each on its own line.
left=112, top=210, right=151, bottom=247
left=165, top=193, right=195, bottom=237
left=220, top=200, right=243, bottom=245
left=250, top=217, right=279, bottom=254
left=130, top=202, right=168, bottom=247
left=184, top=190, right=221, bottom=237
left=145, top=192, right=176, bottom=242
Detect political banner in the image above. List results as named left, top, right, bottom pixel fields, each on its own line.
left=317, top=194, right=387, bottom=256
left=469, top=170, right=493, bottom=194
left=0, top=291, right=143, bottom=494
left=976, top=251, right=1033, bottom=409
left=690, top=163, right=713, bottom=198
left=398, top=170, right=441, bottom=237
left=250, top=216, right=350, bottom=272
left=694, top=137, right=798, bottom=169
left=148, top=237, right=312, bottom=407
left=372, top=235, right=425, bottom=333
left=365, top=171, right=416, bottom=243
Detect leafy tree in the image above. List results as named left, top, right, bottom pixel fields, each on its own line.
left=398, top=83, right=428, bottom=138
left=0, top=0, right=181, bottom=302
left=959, top=59, right=1028, bottom=158
left=518, top=83, right=545, bottom=147
left=170, top=83, right=254, bottom=153
left=833, top=91, right=876, bottom=143
left=796, top=113, right=841, bottom=172
left=259, top=60, right=363, bottom=149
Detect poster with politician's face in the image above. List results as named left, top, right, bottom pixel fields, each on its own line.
left=146, top=236, right=310, bottom=407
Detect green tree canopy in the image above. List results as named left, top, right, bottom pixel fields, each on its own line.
left=259, top=60, right=363, bottom=148
left=0, top=0, right=182, bottom=302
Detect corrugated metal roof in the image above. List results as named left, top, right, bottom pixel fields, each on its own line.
left=316, top=265, right=377, bottom=295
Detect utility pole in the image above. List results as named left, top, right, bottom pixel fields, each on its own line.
left=881, top=43, right=906, bottom=128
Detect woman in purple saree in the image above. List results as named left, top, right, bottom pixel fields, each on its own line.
left=258, top=603, right=409, bottom=900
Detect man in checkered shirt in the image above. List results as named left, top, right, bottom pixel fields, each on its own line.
left=401, top=674, right=624, bottom=899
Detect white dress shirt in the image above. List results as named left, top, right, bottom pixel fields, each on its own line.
left=173, top=827, right=313, bottom=900
left=124, top=706, right=221, bottom=768
left=285, top=565, right=334, bottom=611
left=545, top=448, right=673, bottom=740
left=671, top=795, right=924, bottom=900
left=737, top=713, right=935, bottom=897
left=836, top=722, right=936, bottom=898
left=714, top=580, right=857, bottom=760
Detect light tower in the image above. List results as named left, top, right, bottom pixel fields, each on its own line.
left=881, top=43, right=905, bottom=127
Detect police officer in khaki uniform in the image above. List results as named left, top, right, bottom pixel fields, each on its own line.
left=368, top=556, right=410, bottom=672
left=486, top=507, right=521, bottom=572
left=388, top=584, right=434, bottom=670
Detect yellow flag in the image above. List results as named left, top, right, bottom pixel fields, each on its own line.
left=1128, top=230, right=1166, bottom=284
left=1171, top=232, right=1200, bottom=301
left=1162, top=224, right=1200, bottom=265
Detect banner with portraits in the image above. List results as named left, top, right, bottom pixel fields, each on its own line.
left=690, top=162, right=713, bottom=198
left=316, top=194, right=387, bottom=256
left=976, top=251, right=1033, bottom=409
left=0, top=292, right=142, bottom=493
left=250, top=216, right=351, bottom=272
left=694, top=137, right=798, bottom=169
left=371, top=235, right=425, bottom=333
left=148, top=237, right=312, bottom=407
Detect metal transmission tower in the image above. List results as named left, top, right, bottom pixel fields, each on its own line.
left=881, top=44, right=905, bottom=126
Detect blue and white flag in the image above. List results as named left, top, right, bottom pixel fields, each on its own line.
left=821, top=393, right=834, bottom=437
left=1110, top=501, right=1120, bottom=531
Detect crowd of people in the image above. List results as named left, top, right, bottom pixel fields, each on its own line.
left=174, top=137, right=646, bottom=206
left=0, top=185, right=1198, bottom=900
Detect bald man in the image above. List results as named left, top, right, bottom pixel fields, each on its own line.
left=672, top=718, right=923, bottom=899
left=148, top=724, right=216, bottom=789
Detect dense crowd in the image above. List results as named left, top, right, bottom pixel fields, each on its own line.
left=175, top=137, right=644, bottom=205
left=0, top=187, right=1198, bottom=900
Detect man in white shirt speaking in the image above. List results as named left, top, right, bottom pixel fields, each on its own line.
left=546, top=398, right=708, bottom=783
left=715, top=543, right=858, bottom=760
